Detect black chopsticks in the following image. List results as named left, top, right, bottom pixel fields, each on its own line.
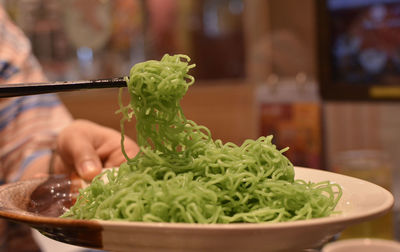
left=0, top=77, right=127, bottom=98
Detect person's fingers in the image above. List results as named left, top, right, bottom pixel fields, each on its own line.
left=56, top=120, right=103, bottom=181
left=75, top=143, right=102, bottom=180
left=98, top=135, right=139, bottom=168
left=31, top=173, right=49, bottom=179
left=51, top=152, right=71, bottom=175
left=54, top=119, right=139, bottom=180
left=122, top=137, right=140, bottom=159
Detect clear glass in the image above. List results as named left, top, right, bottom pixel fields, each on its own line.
left=332, top=149, right=394, bottom=240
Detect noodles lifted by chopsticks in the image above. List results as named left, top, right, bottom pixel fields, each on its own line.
left=62, top=54, right=342, bottom=223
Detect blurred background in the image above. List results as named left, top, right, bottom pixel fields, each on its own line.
left=2, top=0, right=400, bottom=241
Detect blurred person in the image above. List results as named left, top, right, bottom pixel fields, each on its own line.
left=0, top=5, right=139, bottom=252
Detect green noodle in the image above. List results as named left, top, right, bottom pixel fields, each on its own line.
left=62, top=54, right=342, bottom=223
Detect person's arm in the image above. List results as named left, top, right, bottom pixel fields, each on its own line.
left=20, top=119, right=139, bottom=181
left=0, top=5, right=74, bottom=184
left=0, top=94, right=73, bottom=181
left=0, top=6, right=139, bottom=184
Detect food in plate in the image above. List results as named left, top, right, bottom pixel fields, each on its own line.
left=62, top=54, right=342, bottom=223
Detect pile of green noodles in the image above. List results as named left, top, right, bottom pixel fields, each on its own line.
left=62, top=54, right=342, bottom=223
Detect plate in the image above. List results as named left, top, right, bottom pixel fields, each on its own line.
left=0, top=167, right=393, bottom=252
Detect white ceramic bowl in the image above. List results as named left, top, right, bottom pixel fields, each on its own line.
left=0, top=167, right=394, bottom=252
left=322, top=238, right=400, bottom=252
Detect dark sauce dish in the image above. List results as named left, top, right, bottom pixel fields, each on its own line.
left=0, top=175, right=103, bottom=249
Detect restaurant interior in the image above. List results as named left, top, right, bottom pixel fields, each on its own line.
left=2, top=0, right=400, bottom=250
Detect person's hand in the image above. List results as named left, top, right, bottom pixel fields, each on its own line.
left=52, top=119, right=139, bottom=181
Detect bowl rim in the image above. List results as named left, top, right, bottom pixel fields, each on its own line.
left=0, top=167, right=394, bottom=231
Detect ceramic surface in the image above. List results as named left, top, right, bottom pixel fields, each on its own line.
left=322, top=238, right=400, bottom=252
left=0, top=167, right=394, bottom=252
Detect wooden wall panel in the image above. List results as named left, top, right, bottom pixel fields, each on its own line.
left=59, top=81, right=258, bottom=146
